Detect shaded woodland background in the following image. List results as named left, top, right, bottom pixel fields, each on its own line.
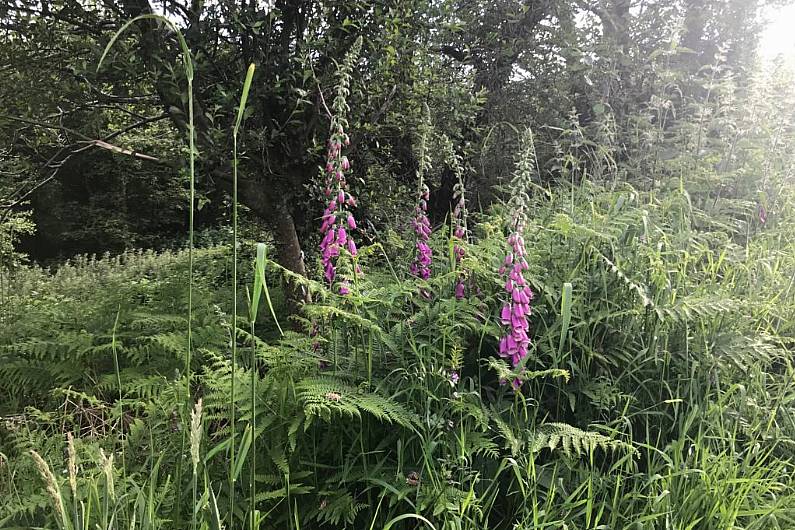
left=2, top=0, right=789, bottom=271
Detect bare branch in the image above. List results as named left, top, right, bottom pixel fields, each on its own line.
left=0, top=113, right=169, bottom=213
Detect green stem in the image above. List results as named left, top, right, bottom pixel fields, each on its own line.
left=230, top=130, right=238, bottom=530
left=250, top=318, right=257, bottom=530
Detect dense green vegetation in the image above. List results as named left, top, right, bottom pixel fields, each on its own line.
left=2, top=1, right=795, bottom=529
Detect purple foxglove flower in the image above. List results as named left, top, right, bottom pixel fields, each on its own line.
left=455, top=281, right=465, bottom=300
left=450, top=174, right=470, bottom=299
left=506, top=335, right=517, bottom=350
left=322, top=229, right=335, bottom=246
left=410, top=189, right=433, bottom=280
left=318, top=118, right=361, bottom=292
left=500, top=305, right=512, bottom=324
left=498, top=229, right=534, bottom=368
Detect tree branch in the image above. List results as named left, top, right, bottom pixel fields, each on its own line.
left=436, top=45, right=470, bottom=63
left=0, top=113, right=168, bottom=212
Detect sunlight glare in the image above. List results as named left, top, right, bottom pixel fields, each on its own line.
left=760, top=4, right=795, bottom=61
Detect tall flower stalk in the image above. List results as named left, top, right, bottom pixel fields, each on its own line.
left=320, top=37, right=363, bottom=295
left=442, top=135, right=468, bottom=298
left=498, top=129, right=537, bottom=373
left=410, top=109, right=433, bottom=280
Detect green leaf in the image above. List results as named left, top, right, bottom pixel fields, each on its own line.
left=233, top=63, right=256, bottom=135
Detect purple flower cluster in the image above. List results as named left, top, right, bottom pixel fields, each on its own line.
left=498, top=231, right=533, bottom=367
left=497, top=128, right=537, bottom=372
left=442, top=135, right=469, bottom=300
left=319, top=125, right=358, bottom=295
left=318, top=37, right=362, bottom=295
left=410, top=183, right=432, bottom=280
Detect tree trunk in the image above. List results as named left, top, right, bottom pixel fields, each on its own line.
left=235, top=175, right=310, bottom=318
left=121, top=0, right=312, bottom=315
left=271, top=203, right=310, bottom=317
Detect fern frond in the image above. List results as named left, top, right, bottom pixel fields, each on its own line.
left=296, top=377, right=419, bottom=429
left=528, top=423, right=637, bottom=458
left=486, top=358, right=570, bottom=385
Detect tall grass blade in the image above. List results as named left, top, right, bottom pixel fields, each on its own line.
left=558, top=281, right=573, bottom=356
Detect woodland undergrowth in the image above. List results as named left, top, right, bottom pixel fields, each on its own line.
left=1, top=24, right=795, bottom=530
